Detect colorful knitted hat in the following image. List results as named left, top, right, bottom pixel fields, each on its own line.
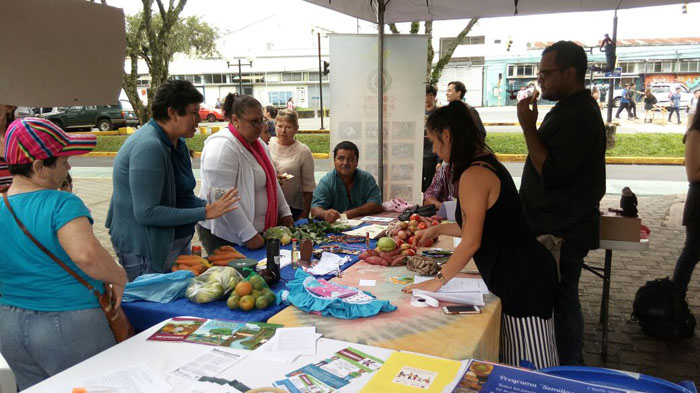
left=4, top=117, right=96, bottom=164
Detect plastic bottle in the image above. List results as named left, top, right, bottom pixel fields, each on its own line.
left=291, top=238, right=299, bottom=269
left=191, top=245, right=202, bottom=256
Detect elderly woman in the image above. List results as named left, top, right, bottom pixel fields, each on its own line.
left=107, top=80, right=238, bottom=281
left=269, top=109, right=315, bottom=220
left=0, top=118, right=127, bottom=390
left=0, top=104, right=17, bottom=188
left=403, top=101, right=559, bottom=369
left=197, top=96, right=294, bottom=252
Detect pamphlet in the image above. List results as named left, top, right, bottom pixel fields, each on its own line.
left=171, top=347, right=244, bottom=382
left=147, top=317, right=208, bottom=342
left=360, top=351, right=462, bottom=393
left=343, top=224, right=387, bottom=239
left=185, top=319, right=283, bottom=350
left=455, top=360, right=630, bottom=393
left=47, top=363, right=171, bottom=393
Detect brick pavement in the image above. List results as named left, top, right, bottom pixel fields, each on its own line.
left=73, top=177, right=700, bottom=386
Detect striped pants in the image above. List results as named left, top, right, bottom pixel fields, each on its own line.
left=500, top=313, right=559, bottom=369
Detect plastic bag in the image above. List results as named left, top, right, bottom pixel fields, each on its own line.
left=186, top=266, right=243, bottom=304
left=122, top=271, right=195, bottom=303
left=226, top=268, right=276, bottom=311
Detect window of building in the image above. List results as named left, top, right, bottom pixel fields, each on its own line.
left=269, top=91, right=293, bottom=106
left=507, top=64, right=537, bottom=78
left=619, top=62, right=643, bottom=74
left=282, top=72, right=303, bottom=82
left=308, top=72, right=329, bottom=81
left=680, top=61, right=700, bottom=72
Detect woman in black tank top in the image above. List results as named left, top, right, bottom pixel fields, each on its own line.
left=402, top=101, right=559, bottom=368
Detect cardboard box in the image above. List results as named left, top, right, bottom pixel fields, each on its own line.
left=599, top=215, right=641, bottom=242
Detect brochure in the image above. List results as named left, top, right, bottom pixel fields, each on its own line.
left=360, top=351, right=462, bottom=393
left=184, top=319, right=283, bottom=350
left=455, top=360, right=631, bottom=393
left=147, top=317, right=208, bottom=342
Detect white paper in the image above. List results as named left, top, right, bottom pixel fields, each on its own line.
left=256, top=249, right=292, bottom=271
left=47, top=363, right=171, bottom=393
left=338, top=219, right=364, bottom=227
left=343, top=224, right=387, bottom=239
left=183, top=380, right=242, bottom=393
left=170, top=348, right=244, bottom=382
left=252, top=333, right=323, bottom=363
left=306, top=252, right=350, bottom=275
left=272, top=327, right=317, bottom=356
left=412, top=289, right=484, bottom=307
left=359, top=279, right=376, bottom=287
left=360, top=216, right=395, bottom=223
left=414, top=276, right=485, bottom=294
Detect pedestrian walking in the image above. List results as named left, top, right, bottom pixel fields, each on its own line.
left=615, top=84, right=632, bottom=119
left=668, top=87, right=682, bottom=124
left=643, top=88, right=658, bottom=123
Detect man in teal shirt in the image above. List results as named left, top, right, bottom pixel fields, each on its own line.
left=311, top=141, right=382, bottom=223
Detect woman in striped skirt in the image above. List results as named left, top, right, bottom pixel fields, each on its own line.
left=404, top=101, right=559, bottom=368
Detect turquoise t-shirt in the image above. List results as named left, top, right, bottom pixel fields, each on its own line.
left=311, top=168, right=382, bottom=213
left=0, top=190, right=103, bottom=311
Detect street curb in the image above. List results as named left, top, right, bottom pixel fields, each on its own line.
left=84, top=151, right=682, bottom=165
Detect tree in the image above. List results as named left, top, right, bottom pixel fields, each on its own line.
left=123, top=0, right=218, bottom=124
left=388, top=19, right=479, bottom=85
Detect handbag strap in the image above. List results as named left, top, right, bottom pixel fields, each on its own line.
left=2, top=191, right=102, bottom=299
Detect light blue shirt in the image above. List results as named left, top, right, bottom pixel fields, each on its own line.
left=0, top=190, right=102, bottom=311
left=311, top=168, right=381, bottom=213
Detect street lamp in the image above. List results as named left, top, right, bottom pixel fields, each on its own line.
left=226, top=54, right=255, bottom=95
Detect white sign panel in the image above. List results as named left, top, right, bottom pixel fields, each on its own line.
left=329, top=34, right=428, bottom=204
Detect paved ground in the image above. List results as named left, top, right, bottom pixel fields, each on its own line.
left=73, top=177, right=700, bottom=387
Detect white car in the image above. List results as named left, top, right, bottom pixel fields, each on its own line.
left=650, top=83, right=693, bottom=109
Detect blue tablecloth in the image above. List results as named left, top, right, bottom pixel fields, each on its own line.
left=122, top=225, right=377, bottom=332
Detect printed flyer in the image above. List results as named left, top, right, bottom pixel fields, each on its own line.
left=184, top=319, right=283, bottom=350
left=147, top=317, right=207, bottom=342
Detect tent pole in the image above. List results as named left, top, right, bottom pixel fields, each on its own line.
left=605, top=9, right=618, bottom=124
left=377, top=0, right=385, bottom=201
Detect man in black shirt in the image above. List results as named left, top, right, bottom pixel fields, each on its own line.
left=423, top=85, right=439, bottom=192
left=517, top=41, right=606, bottom=365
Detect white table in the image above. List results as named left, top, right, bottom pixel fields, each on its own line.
left=24, top=319, right=396, bottom=393
left=584, top=238, right=650, bottom=359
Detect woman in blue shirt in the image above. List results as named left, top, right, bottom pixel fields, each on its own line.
left=0, top=118, right=127, bottom=390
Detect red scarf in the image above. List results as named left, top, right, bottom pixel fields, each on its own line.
left=229, top=123, right=278, bottom=230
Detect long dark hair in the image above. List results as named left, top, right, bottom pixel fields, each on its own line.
left=684, top=96, right=700, bottom=144
left=425, top=101, right=491, bottom=183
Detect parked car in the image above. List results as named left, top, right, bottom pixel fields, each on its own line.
left=48, top=100, right=139, bottom=131
left=199, top=103, right=224, bottom=122
left=30, top=107, right=67, bottom=118
left=650, top=83, right=693, bottom=110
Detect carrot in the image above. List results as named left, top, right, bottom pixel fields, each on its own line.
left=180, top=266, right=201, bottom=275
left=176, top=258, right=205, bottom=267
left=219, top=245, right=238, bottom=253
left=208, top=253, right=239, bottom=262
left=176, top=254, right=202, bottom=259
left=212, top=259, right=235, bottom=266
left=172, top=265, right=180, bottom=272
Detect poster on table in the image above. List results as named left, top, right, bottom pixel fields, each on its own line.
left=329, top=34, right=428, bottom=205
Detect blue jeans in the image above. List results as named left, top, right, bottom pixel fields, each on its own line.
left=554, top=242, right=588, bottom=365
left=114, top=235, right=193, bottom=282
left=668, top=107, right=681, bottom=122
left=672, top=223, right=700, bottom=295
left=0, top=305, right=115, bottom=390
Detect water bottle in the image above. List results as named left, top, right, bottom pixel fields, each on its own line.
left=266, top=239, right=281, bottom=279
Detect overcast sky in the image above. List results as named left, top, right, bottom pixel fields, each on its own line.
left=106, top=1, right=698, bottom=51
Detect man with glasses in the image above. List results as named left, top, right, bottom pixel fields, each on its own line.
left=517, top=41, right=606, bottom=365
left=311, top=141, right=381, bottom=223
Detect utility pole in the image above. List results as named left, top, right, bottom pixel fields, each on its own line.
left=606, top=8, right=619, bottom=124
left=317, top=32, right=325, bottom=129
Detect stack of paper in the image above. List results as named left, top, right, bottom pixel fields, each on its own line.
left=252, top=327, right=320, bottom=363
left=411, top=276, right=488, bottom=307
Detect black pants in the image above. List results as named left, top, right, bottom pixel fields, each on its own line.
left=668, top=107, right=681, bottom=122
left=628, top=101, right=637, bottom=117
left=554, top=242, right=588, bottom=365
left=616, top=102, right=631, bottom=119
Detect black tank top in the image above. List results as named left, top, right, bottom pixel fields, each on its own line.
left=456, top=154, right=558, bottom=318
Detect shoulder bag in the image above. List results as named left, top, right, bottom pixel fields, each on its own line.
left=2, top=191, right=134, bottom=342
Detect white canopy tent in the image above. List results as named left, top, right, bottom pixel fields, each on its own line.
left=303, top=0, right=691, bottom=197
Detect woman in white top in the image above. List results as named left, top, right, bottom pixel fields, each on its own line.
left=269, top=109, right=316, bottom=221
left=197, top=96, right=293, bottom=252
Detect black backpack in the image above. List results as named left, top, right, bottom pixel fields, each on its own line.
left=631, top=277, right=696, bottom=340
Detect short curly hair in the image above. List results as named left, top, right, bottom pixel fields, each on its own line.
left=151, top=80, right=203, bottom=121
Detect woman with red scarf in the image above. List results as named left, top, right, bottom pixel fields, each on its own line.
left=197, top=95, right=293, bottom=252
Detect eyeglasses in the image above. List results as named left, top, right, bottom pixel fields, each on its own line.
left=242, top=117, right=266, bottom=128
left=537, top=68, right=561, bottom=80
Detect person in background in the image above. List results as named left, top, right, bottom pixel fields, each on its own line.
left=260, top=125, right=272, bottom=145
left=197, top=95, right=294, bottom=253
left=107, top=80, right=239, bottom=281
left=60, top=172, right=73, bottom=192
left=591, top=87, right=602, bottom=109
left=615, top=83, right=632, bottom=120
left=599, top=33, right=615, bottom=72
left=422, top=163, right=456, bottom=210
left=0, top=118, right=127, bottom=390
left=423, top=85, right=439, bottom=192
left=311, top=141, right=382, bottom=223
left=672, top=98, right=700, bottom=295
left=643, top=88, right=658, bottom=123
left=517, top=41, right=606, bottom=365
left=404, top=101, right=559, bottom=369
left=0, top=104, right=17, bottom=189
left=264, top=105, right=278, bottom=138
left=445, top=81, right=487, bottom=136
left=668, top=87, right=682, bottom=125
left=269, top=109, right=315, bottom=221
left=688, top=90, right=699, bottom=128
left=628, top=85, right=639, bottom=119
left=286, top=97, right=294, bottom=111
left=221, top=93, right=239, bottom=121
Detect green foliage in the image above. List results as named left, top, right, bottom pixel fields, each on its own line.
left=296, top=134, right=330, bottom=154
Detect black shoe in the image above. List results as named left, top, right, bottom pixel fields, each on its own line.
left=678, top=121, right=682, bottom=124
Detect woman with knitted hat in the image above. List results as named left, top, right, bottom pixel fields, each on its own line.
left=0, top=117, right=127, bottom=390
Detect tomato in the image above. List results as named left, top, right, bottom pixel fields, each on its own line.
left=418, top=222, right=428, bottom=230
left=410, top=214, right=421, bottom=222
left=431, top=220, right=440, bottom=226
left=423, top=238, right=434, bottom=247
left=408, top=236, right=415, bottom=245
left=406, top=249, right=416, bottom=256
left=396, top=239, right=404, bottom=247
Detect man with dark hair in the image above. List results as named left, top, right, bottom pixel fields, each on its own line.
left=311, top=141, right=381, bottom=223
left=599, top=34, right=616, bottom=73
left=517, top=40, right=606, bottom=365
left=107, top=79, right=238, bottom=280
left=446, top=81, right=487, bottom=136
left=423, top=85, right=439, bottom=192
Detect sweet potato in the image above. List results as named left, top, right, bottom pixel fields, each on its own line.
left=390, top=255, right=406, bottom=266
left=364, top=256, right=388, bottom=266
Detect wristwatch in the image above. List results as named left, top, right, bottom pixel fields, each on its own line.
left=436, top=269, right=448, bottom=285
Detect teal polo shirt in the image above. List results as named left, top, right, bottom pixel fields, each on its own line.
left=311, top=169, right=381, bottom=212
